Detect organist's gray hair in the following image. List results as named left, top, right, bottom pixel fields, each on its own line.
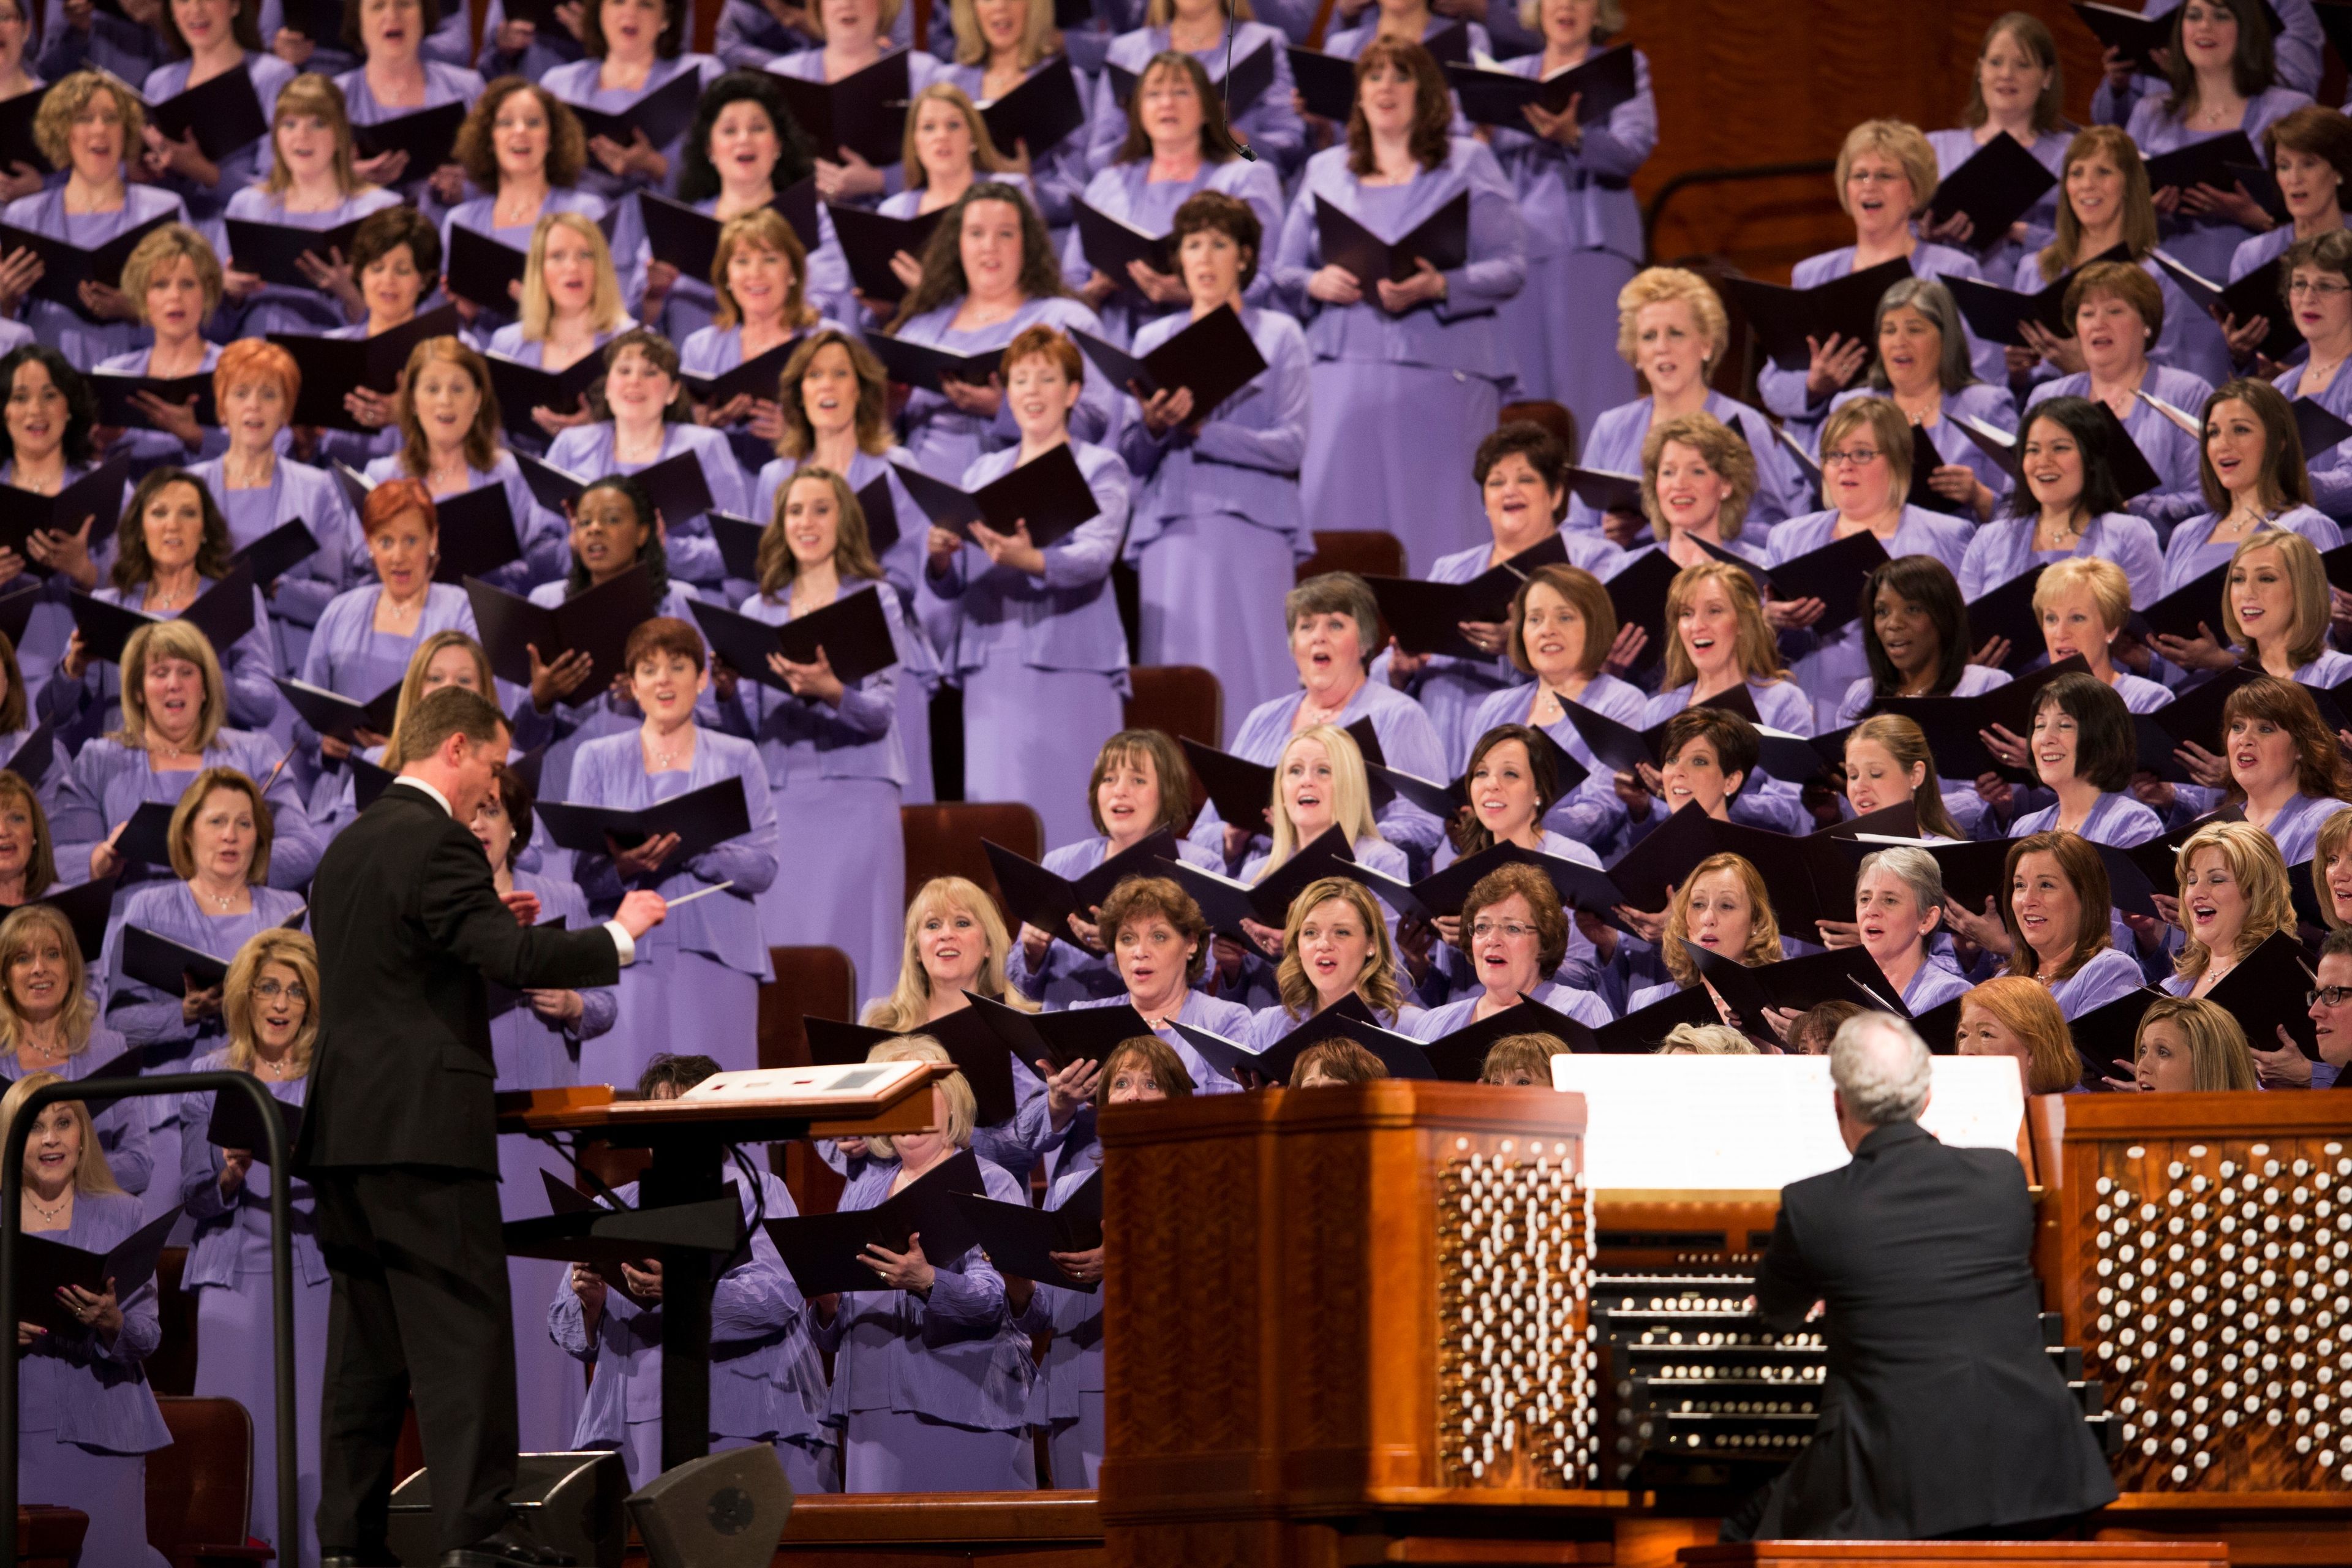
left=1829, top=1012, right=1931, bottom=1127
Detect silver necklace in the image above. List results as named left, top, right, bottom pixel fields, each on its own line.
left=25, top=1191, right=65, bottom=1223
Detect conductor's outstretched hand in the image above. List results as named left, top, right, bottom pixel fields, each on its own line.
left=616, top=890, right=668, bottom=938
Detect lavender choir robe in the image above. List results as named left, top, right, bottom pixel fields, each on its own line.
left=915, top=440, right=1130, bottom=845
left=538, top=52, right=726, bottom=277
left=92, top=341, right=228, bottom=478
left=1927, top=124, right=2069, bottom=284
left=522, top=578, right=706, bottom=802
left=2124, top=86, right=2316, bottom=281
left=2010, top=789, right=2163, bottom=846
left=1, top=184, right=190, bottom=369
left=1082, top=22, right=1305, bottom=176
left=361, top=450, right=571, bottom=590
left=2158, top=507, right=2344, bottom=596
left=2048, top=946, right=2147, bottom=1022
left=1238, top=993, right=1414, bottom=1053
left=190, top=450, right=370, bottom=675
left=332, top=61, right=489, bottom=214
left=1958, top=510, right=2165, bottom=610
left=2230, top=216, right=2352, bottom=284
left=1823, top=381, right=2020, bottom=500
left=0, top=1031, right=153, bottom=1199
left=1116, top=303, right=1310, bottom=736
left=1058, top=156, right=1283, bottom=347
left=16, top=1191, right=172, bottom=1568
left=646, top=200, right=857, bottom=345
left=937, top=58, right=1089, bottom=232
left=1894, top=956, right=1971, bottom=1014
left=1406, top=978, right=1613, bottom=1041
left=1003, top=832, right=1224, bottom=1009
left=545, top=420, right=752, bottom=592
left=888, top=294, right=1119, bottom=483
left=37, top=1, right=165, bottom=90
left=140, top=53, right=298, bottom=251
left=722, top=576, right=919, bottom=1000
left=481, top=320, right=638, bottom=456
left=53, top=729, right=323, bottom=891
left=1562, top=390, right=1809, bottom=538
left=2010, top=250, right=2231, bottom=399
left=1484, top=45, right=1653, bottom=432
left=1754, top=241, right=1994, bottom=444
left=2091, top=0, right=2324, bottom=119
left=1010, top=1153, right=1106, bottom=1485
left=440, top=186, right=617, bottom=341
left=566, top=726, right=779, bottom=1083
left=1765, top=507, right=1975, bottom=729
left=178, top=1051, right=326, bottom=1568
left=677, top=316, right=857, bottom=489
left=1463, top=673, right=1648, bottom=853
left=1068, top=986, right=1251, bottom=1096
left=2023, top=366, right=2215, bottom=532
left=548, top=1167, right=835, bottom=1493
left=812, top=1154, right=1037, bottom=1491
left=222, top=184, right=406, bottom=336
left=36, top=578, right=283, bottom=751
left=1273, top=138, right=1526, bottom=570
left=2275, top=355, right=2352, bottom=524
left=2254, top=789, right=2344, bottom=868
left=1183, top=677, right=1449, bottom=865
left=764, top=46, right=946, bottom=208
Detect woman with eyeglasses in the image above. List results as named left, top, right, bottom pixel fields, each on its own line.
left=2271, top=228, right=2352, bottom=522
left=0, top=903, right=150, bottom=1199
left=1405, top=862, right=1611, bottom=1038
left=1826, top=276, right=2016, bottom=524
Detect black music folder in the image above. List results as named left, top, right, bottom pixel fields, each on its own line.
left=1871, top=652, right=2092, bottom=780
left=679, top=336, right=802, bottom=409
left=1365, top=839, right=1621, bottom=922
left=687, top=590, right=898, bottom=690
left=979, top=55, right=1087, bottom=156
left=1681, top=940, right=1907, bottom=1029
left=2152, top=249, right=2301, bottom=361
left=1566, top=466, right=1642, bottom=515
left=1419, top=995, right=1589, bottom=1082
left=2143, top=130, right=2263, bottom=198
left=227, top=519, right=320, bottom=592
left=67, top=563, right=257, bottom=664
left=865, top=331, right=1005, bottom=394
left=772, top=50, right=910, bottom=167
left=1287, top=47, right=1355, bottom=121
left=643, top=187, right=826, bottom=287
left=1947, top=265, right=2093, bottom=348
left=1070, top=303, right=1268, bottom=420
left=204, top=1085, right=302, bottom=1166
left=711, top=512, right=762, bottom=581
left=981, top=829, right=1180, bottom=939
left=2072, top=1, right=2171, bottom=71
left=766, top=1148, right=989, bottom=1294
left=1314, top=190, right=1468, bottom=288
left=121, top=924, right=229, bottom=995
left=351, top=100, right=466, bottom=171
left=445, top=223, right=527, bottom=311
left=12, top=1205, right=183, bottom=1336
left=535, top=774, right=753, bottom=862
left=952, top=1173, right=1102, bottom=1291
left=2294, top=394, right=2352, bottom=460
left=568, top=69, right=703, bottom=151
left=1442, top=43, right=1637, bottom=131
left=226, top=215, right=363, bottom=292
left=1966, top=561, right=2048, bottom=672
left=2135, top=558, right=2233, bottom=643
left=273, top=676, right=401, bottom=744
left=805, top=1008, right=1019, bottom=1125
left=1170, top=990, right=1430, bottom=1085
left=1178, top=736, right=1274, bottom=829
left=2092, top=399, right=2165, bottom=500
left=484, top=351, right=604, bottom=437
left=466, top=564, right=657, bottom=691
left=1907, top=421, right=1969, bottom=516
left=894, top=443, right=1100, bottom=549
left=34, top=875, right=115, bottom=965
left=111, top=800, right=178, bottom=869
left=1921, top=130, right=2057, bottom=252
left=1598, top=547, right=1676, bottom=667
left=1072, top=198, right=1174, bottom=282
left=145, top=67, right=268, bottom=162
left=965, top=990, right=1151, bottom=1071
left=1155, top=824, right=1362, bottom=938
left=1559, top=681, right=1761, bottom=778
left=2208, top=929, right=2323, bottom=1060
left=1749, top=529, right=1893, bottom=635
left=89, top=370, right=216, bottom=431
left=1586, top=983, right=1722, bottom=1054
left=268, top=303, right=462, bottom=431
left=0, top=84, right=51, bottom=176
left=429, top=483, right=524, bottom=584
left=829, top=204, right=941, bottom=304
left=2070, top=984, right=2165, bottom=1087
left=1719, top=255, right=1913, bottom=372
left=1362, top=535, right=1567, bottom=661
left=0, top=455, right=128, bottom=568
left=0, top=211, right=172, bottom=322
left=2, top=720, right=51, bottom=791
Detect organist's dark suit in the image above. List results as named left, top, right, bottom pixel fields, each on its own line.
left=1734, top=1118, right=2116, bottom=1540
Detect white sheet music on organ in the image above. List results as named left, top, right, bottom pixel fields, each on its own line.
left=611, top=1060, right=933, bottom=1110
left=1547, top=1055, right=2024, bottom=1191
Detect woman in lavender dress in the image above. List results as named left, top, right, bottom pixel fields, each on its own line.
left=1948, top=831, right=2147, bottom=1023
left=868, top=86, right=1032, bottom=322
left=810, top=1044, right=1036, bottom=1491
left=566, top=616, right=777, bottom=1083
left=333, top=0, right=487, bottom=216
left=0, top=72, right=192, bottom=371
left=2272, top=230, right=2352, bottom=521
left=1831, top=557, right=2013, bottom=736
left=1839, top=846, right=1972, bottom=1019
left=1085, top=0, right=1302, bottom=176
left=0, top=347, right=124, bottom=696
left=222, top=75, right=404, bottom=337
left=186, top=341, right=369, bottom=678
left=767, top=0, right=938, bottom=207
left=2, top=1074, right=172, bottom=1568
left=42, top=467, right=282, bottom=751
left=1321, top=0, right=1487, bottom=64
left=484, top=211, right=638, bottom=455
left=1825, top=278, right=2018, bottom=524
left=749, top=330, right=940, bottom=797
left=1274, top=40, right=1525, bottom=569
left=1065, top=51, right=1280, bottom=348
left=1922, top=13, right=2070, bottom=284
left=2121, top=0, right=2313, bottom=284
left=540, top=0, right=724, bottom=276
left=727, top=466, right=918, bottom=1002
left=551, top=1052, right=834, bottom=1491
left=939, top=0, right=1088, bottom=230
left=1565, top=268, right=1807, bottom=543
left=2211, top=676, right=2352, bottom=869
left=1959, top=395, right=2165, bottom=612
left=1118, top=190, right=1307, bottom=733
left=363, top=334, right=570, bottom=591
left=2154, top=378, right=2343, bottom=606
left=1617, top=851, right=1784, bottom=1020
left=886, top=183, right=1117, bottom=481
left=440, top=80, right=614, bottom=337
left=1379, top=421, right=1623, bottom=762
left=1765, top=397, right=1974, bottom=729
left=1624, top=410, right=1777, bottom=583
left=468, top=759, right=614, bottom=1453
left=1754, top=120, right=1993, bottom=448
left=0, top=906, right=151, bottom=1199
left=307, top=628, right=526, bottom=840
left=1482, top=0, right=1652, bottom=432
left=55, top=619, right=322, bottom=890
left=546, top=328, right=750, bottom=592
left=1235, top=875, right=1416, bottom=1055
left=1404, top=862, right=1612, bottom=1037
left=2226, top=106, right=2352, bottom=295
left=92, top=225, right=227, bottom=478
left=138, top=0, right=296, bottom=251
left=677, top=209, right=834, bottom=483
left=916, top=323, right=1128, bottom=842
left=1989, top=674, right=2165, bottom=848
left=312, top=207, right=445, bottom=475
left=178, top=929, right=326, bottom=1568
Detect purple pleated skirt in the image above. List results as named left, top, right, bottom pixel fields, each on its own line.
left=1301, top=359, right=1496, bottom=574
left=1133, top=514, right=1297, bottom=745
left=582, top=946, right=761, bottom=1088
left=958, top=658, right=1125, bottom=848
left=498, top=1134, right=587, bottom=1455
left=757, top=774, right=904, bottom=1010
left=18, top=1430, right=165, bottom=1566
left=193, top=1264, right=330, bottom=1567
left=1498, top=248, right=1639, bottom=439
left=897, top=668, right=937, bottom=807
left=841, top=1408, right=1036, bottom=1493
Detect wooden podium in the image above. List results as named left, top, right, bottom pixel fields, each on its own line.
left=1095, top=1080, right=1620, bottom=1566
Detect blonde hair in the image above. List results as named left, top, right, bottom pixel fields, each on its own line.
left=1640, top=411, right=1757, bottom=541
left=1259, top=724, right=1384, bottom=878
left=1845, top=714, right=1964, bottom=840
left=1478, top=1032, right=1562, bottom=1085
left=1658, top=1023, right=1756, bottom=1056
left=2137, top=996, right=2258, bottom=1091
left=0, top=772, right=56, bottom=900
left=382, top=631, right=498, bottom=767
left=1834, top=118, right=1939, bottom=217
left=1660, top=560, right=1789, bottom=692
left=2172, top=820, right=2295, bottom=983
left=0, top=907, right=96, bottom=1060
left=861, top=1035, right=977, bottom=1157
left=113, top=620, right=228, bottom=754
left=2033, top=555, right=2133, bottom=636
left=222, top=929, right=318, bottom=1077
left=519, top=211, right=628, bottom=342
left=33, top=72, right=143, bottom=170
left=2223, top=529, right=2332, bottom=669
left=1273, top=876, right=1404, bottom=1023
left=862, top=877, right=1037, bottom=1031
left=1659, top=852, right=1783, bottom=989
left=951, top=0, right=1057, bottom=68
left=898, top=83, right=1016, bottom=186
left=120, top=223, right=224, bottom=323
left=167, top=766, right=273, bottom=885
left=263, top=73, right=364, bottom=197
left=1614, top=266, right=1728, bottom=372
left=756, top=466, right=883, bottom=598
left=1819, top=396, right=1916, bottom=499
left=0, top=1073, right=120, bottom=1197
left=1959, top=977, right=2080, bottom=1095
left=808, top=0, right=902, bottom=38
left=2317, top=807, right=2352, bottom=930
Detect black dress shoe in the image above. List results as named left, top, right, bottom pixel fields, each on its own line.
left=439, top=1520, right=576, bottom=1567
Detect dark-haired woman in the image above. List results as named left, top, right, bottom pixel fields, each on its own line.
left=2157, top=378, right=2342, bottom=605
left=2226, top=104, right=2352, bottom=288
left=0, top=344, right=126, bottom=695
left=1958, top=395, right=2165, bottom=612
left=2217, top=674, right=2352, bottom=865
left=1834, top=556, right=2010, bottom=838
left=1273, top=39, right=1526, bottom=572
left=439, top=79, right=619, bottom=333
left=137, top=0, right=296, bottom=250
left=331, top=0, right=486, bottom=213
left=538, top=0, right=722, bottom=220
left=1825, top=277, right=2017, bottom=524
left=2004, top=673, right=2163, bottom=845
left=2272, top=228, right=2352, bottom=522
left=1085, top=0, right=1302, bottom=176
left=1119, top=189, right=1308, bottom=731
left=1064, top=51, right=1281, bottom=347
left=888, top=182, right=1118, bottom=484
left=310, top=205, right=445, bottom=473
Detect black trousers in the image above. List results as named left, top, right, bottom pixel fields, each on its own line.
left=311, top=1164, right=519, bottom=1557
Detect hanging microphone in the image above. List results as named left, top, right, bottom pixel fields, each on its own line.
left=1221, top=3, right=1257, bottom=160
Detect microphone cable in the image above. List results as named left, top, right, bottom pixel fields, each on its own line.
left=1221, top=2, right=1256, bottom=160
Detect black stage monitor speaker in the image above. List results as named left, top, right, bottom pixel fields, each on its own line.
left=626, top=1445, right=794, bottom=1568
left=385, top=1450, right=628, bottom=1566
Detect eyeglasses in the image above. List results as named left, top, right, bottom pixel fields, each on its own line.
left=2290, top=278, right=2352, bottom=298
left=2310, top=986, right=2352, bottom=1009
left=1822, top=447, right=1882, bottom=467
left=1845, top=168, right=1907, bottom=186
left=252, top=980, right=309, bottom=1003
left=1470, top=920, right=1537, bottom=942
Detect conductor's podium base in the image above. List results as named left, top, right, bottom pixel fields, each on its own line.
left=1681, top=1545, right=2230, bottom=1568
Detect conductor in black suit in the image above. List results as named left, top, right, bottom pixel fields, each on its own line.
left=302, top=687, right=668, bottom=1568
left=1726, top=1012, right=2117, bottom=1542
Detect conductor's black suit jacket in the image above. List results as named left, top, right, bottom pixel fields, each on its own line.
left=302, top=783, right=622, bottom=1175
left=1749, top=1119, right=2116, bottom=1540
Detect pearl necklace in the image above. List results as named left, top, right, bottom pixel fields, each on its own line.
left=25, top=1191, right=66, bottom=1223
left=646, top=728, right=690, bottom=770
left=202, top=886, right=236, bottom=911
left=254, top=1054, right=295, bottom=1079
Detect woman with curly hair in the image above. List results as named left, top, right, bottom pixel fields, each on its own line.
left=1241, top=875, right=1416, bottom=1047
left=439, top=78, right=619, bottom=329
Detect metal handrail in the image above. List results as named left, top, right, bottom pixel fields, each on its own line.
left=1642, top=157, right=1838, bottom=263
left=0, top=1072, right=296, bottom=1568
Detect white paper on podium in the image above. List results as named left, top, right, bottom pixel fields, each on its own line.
left=1547, top=1054, right=2025, bottom=1191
